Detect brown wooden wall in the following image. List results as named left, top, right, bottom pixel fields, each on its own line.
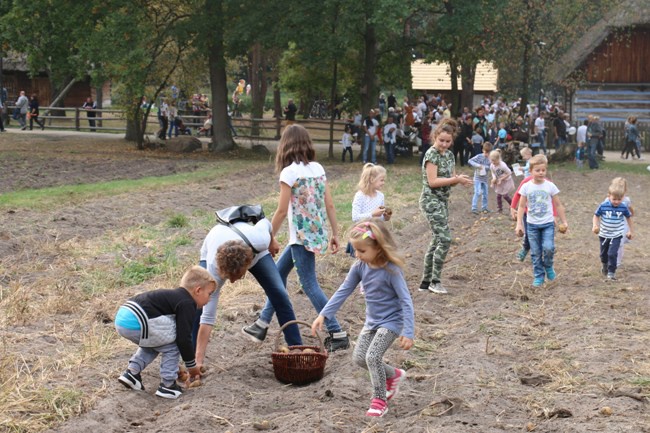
left=584, top=26, right=650, bottom=83
left=1, top=72, right=91, bottom=106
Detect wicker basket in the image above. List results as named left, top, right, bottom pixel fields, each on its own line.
left=271, top=320, right=328, bottom=385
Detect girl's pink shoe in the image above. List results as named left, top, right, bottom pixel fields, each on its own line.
left=366, top=398, right=388, bottom=417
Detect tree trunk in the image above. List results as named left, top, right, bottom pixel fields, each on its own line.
left=249, top=42, right=268, bottom=136
left=206, top=0, right=235, bottom=152
left=460, top=62, right=476, bottom=113
left=520, top=39, right=531, bottom=117
left=360, top=10, right=377, bottom=116
left=126, top=115, right=139, bottom=145
left=328, top=59, right=338, bottom=159
left=449, top=57, right=460, bottom=115
left=95, top=85, right=103, bottom=129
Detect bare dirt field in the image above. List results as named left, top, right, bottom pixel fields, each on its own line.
left=1, top=131, right=648, bottom=433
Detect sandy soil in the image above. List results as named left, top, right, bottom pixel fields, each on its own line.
left=1, top=132, right=648, bottom=433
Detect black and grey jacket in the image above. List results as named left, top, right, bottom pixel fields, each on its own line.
left=122, top=287, right=197, bottom=368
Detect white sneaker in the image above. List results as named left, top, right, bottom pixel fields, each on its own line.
left=429, top=282, right=448, bottom=294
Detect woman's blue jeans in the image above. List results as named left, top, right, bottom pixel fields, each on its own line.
left=363, top=135, right=377, bottom=164
left=259, top=245, right=341, bottom=333
left=471, top=180, right=488, bottom=211
left=527, top=222, right=555, bottom=280
left=193, top=256, right=302, bottom=347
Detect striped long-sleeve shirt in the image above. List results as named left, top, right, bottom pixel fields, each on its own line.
left=595, top=199, right=631, bottom=238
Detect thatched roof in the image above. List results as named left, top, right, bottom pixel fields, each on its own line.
left=548, top=0, right=650, bottom=82
left=1, top=51, right=29, bottom=72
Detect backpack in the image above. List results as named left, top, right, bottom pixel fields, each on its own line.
left=215, top=205, right=265, bottom=254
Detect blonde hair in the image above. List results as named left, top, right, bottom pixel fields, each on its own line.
left=181, top=266, right=216, bottom=292
left=489, top=149, right=502, bottom=162
left=358, top=163, right=386, bottom=196
left=608, top=184, right=625, bottom=198
left=429, top=117, right=458, bottom=143
left=275, top=124, right=315, bottom=173
left=610, top=177, right=628, bottom=195
left=528, top=154, right=548, bottom=171
left=349, top=219, right=405, bottom=269
left=520, top=147, right=532, bottom=157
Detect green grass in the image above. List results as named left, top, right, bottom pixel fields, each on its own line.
left=0, top=165, right=249, bottom=211
left=628, top=377, right=650, bottom=387
left=553, top=160, right=650, bottom=176
left=166, top=213, right=189, bottom=228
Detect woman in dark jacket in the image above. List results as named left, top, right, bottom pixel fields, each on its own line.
left=29, top=94, right=45, bottom=130
left=622, top=116, right=640, bottom=160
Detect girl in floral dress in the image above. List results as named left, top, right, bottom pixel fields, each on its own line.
left=243, top=124, right=350, bottom=352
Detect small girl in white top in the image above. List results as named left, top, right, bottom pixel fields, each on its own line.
left=341, top=125, right=354, bottom=162
left=489, top=150, right=515, bottom=213
left=347, top=163, right=392, bottom=257
left=312, top=219, right=414, bottom=418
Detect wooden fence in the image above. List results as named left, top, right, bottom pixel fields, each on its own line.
left=2, top=105, right=349, bottom=142
left=601, top=121, right=649, bottom=152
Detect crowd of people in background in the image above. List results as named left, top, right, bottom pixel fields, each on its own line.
left=334, top=92, right=644, bottom=170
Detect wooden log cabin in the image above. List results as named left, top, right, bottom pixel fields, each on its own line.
left=549, top=1, right=650, bottom=124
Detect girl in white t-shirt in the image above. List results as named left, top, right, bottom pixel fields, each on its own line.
left=347, top=163, right=391, bottom=258
left=243, top=124, right=349, bottom=352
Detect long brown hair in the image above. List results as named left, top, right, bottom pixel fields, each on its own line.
left=275, top=124, right=316, bottom=173
left=429, top=117, right=458, bottom=144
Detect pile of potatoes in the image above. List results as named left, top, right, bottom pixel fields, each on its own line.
left=277, top=345, right=317, bottom=354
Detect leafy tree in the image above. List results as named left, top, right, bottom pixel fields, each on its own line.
left=489, top=0, right=615, bottom=113
left=83, top=0, right=196, bottom=148
left=0, top=1, right=99, bottom=105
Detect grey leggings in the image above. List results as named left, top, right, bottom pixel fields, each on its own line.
left=116, top=324, right=180, bottom=387
left=352, top=327, right=399, bottom=401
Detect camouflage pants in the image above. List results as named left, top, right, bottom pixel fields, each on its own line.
left=420, top=197, right=450, bottom=283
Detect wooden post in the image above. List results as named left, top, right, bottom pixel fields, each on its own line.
left=75, top=108, right=80, bottom=131
left=275, top=116, right=281, bottom=139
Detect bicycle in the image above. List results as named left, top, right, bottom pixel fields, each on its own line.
left=309, top=100, right=329, bottom=119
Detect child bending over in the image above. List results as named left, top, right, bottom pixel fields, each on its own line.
left=312, top=219, right=414, bottom=418
left=115, top=266, right=216, bottom=399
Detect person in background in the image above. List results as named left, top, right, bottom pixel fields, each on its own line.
left=28, top=94, right=45, bottom=131
left=16, top=90, right=29, bottom=130
left=284, top=98, right=297, bottom=126
left=82, top=97, right=97, bottom=132
left=0, top=96, right=5, bottom=132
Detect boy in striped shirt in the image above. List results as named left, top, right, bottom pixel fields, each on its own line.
left=592, top=183, right=633, bottom=281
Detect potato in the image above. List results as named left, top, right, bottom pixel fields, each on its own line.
left=599, top=406, right=612, bottom=416
left=384, top=207, right=393, bottom=217
left=302, top=348, right=315, bottom=353
left=290, top=348, right=302, bottom=353
left=278, top=345, right=290, bottom=353
left=558, top=223, right=567, bottom=234
left=177, top=370, right=190, bottom=382
left=188, top=379, right=202, bottom=388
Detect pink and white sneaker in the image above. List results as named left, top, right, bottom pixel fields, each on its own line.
left=386, top=368, right=406, bottom=401
left=366, top=398, right=388, bottom=417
